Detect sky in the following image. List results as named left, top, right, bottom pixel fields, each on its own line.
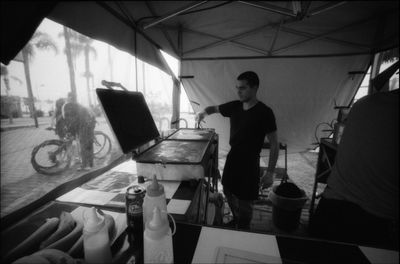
left=0, top=18, right=192, bottom=113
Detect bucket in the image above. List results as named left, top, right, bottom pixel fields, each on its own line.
left=268, top=184, right=307, bottom=231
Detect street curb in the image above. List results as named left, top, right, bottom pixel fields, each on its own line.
left=1, top=124, right=47, bottom=132
left=1, top=118, right=106, bottom=132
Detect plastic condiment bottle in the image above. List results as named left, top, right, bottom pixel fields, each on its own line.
left=143, top=207, right=174, bottom=263
left=143, top=175, right=168, bottom=226
left=83, top=207, right=112, bottom=264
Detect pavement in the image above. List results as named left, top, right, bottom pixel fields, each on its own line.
left=0, top=116, right=123, bottom=218
left=1, top=116, right=52, bottom=131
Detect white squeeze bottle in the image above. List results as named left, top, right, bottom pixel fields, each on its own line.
left=83, top=207, right=112, bottom=264
left=144, top=206, right=174, bottom=263
left=143, top=175, right=168, bottom=226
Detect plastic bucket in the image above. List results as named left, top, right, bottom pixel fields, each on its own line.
left=268, top=185, right=307, bottom=231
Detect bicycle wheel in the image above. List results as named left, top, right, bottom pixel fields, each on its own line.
left=93, top=131, right=112, bottom=158
left=31, top=140, right=71, bottom=175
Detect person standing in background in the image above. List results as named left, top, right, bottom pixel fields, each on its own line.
left=62, top=100, right=96, bottom=170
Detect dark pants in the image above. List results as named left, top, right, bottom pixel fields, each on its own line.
left=223, top=187, right=254, bottom=229
left=78, top=121, right=95, bottom=168
left=310, top=197, right=399, bottom=250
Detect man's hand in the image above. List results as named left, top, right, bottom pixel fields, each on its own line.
left=260, top=170, right=274, bottom=189
left=195, top=110, right=207, bottom=124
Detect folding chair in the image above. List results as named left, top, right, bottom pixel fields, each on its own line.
left=259, top=142, right=288, bottom=198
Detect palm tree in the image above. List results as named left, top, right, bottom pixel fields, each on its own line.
left=59, top=29, right=97, bottom=107
left=21, top=31, right=58, bottom=128
left=108, top=45, right=114, bottom=81
left=1, top=64, right=13, bottom=124
left=62, top=26, right=78, bottom=103
left=80, top=36, right=97, bottom=107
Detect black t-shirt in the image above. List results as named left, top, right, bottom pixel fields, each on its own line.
left=219, top=100, right=277, bottom=200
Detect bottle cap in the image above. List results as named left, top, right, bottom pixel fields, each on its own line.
left=145, top=207, right=169, bottom=239
left=83, top=207, right=105, bottom=233
left=146, top=175, right=164, bottom=197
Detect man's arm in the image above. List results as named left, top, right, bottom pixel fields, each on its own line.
left=196, top=105, right=220, bottom=123
left=260, top=131, right=279, bottom=188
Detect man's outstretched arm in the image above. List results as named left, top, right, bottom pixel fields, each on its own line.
left=196, top=105, right=220, bottom=123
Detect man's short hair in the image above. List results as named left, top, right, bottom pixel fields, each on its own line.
left=237, top=71, right=259, bottom=88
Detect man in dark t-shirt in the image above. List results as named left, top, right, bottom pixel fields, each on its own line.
left=196, top=71, right=279, bottom=229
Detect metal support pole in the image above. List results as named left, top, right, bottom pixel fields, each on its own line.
left=368, top=53, right=384, bottom=95
left=143, top=1, right=208, bottom=29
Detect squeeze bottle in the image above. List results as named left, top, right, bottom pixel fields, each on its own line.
left=143, top=175, right=167, bottom=226
left=83, top=207, right=112, bottom=264
left=143, top=206, right=174, bottom=263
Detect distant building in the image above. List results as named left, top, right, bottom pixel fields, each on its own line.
left=0, top=95, right=22, bottom=118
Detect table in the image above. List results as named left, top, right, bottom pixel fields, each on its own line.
left=0, top=158, right=208, bottom=262
left=54, top=159, right=204, bottom=222
left=1, top=157, right=398, bottom=264
left=2, top=202, right=398, bottom=264
left=114, top=222, right=398, bottom=264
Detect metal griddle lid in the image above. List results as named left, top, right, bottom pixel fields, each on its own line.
left=95, top=88, right=160, bottom=154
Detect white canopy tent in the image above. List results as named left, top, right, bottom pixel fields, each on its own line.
left=2, top=1, right=398, bottom=153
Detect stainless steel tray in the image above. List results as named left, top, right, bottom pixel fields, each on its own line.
left=136, top=140, right=211, bottom=164
left=167, top=129, right=214, bottom=141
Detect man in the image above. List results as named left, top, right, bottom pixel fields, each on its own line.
left=310, top=89, right=399, bottom=249
left=49, top=97, right=67, bottom=138
left=196, top=71, right=279, bottom=229
left=62, top=101, right=96, bottom=171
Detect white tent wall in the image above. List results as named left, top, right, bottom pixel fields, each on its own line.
left=181, top=55, right=370, bottom=153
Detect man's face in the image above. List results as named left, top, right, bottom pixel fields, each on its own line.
left=236, top=80, right=256, bottom=102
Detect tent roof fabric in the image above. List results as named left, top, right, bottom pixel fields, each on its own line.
left=1, top=1, right=398, bottom=152
left=47, top=1, right=398, bottom=63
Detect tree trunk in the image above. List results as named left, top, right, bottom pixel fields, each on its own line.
left=84, top=45, right=92, bottom=107
left=64, top=27, right=78, bottom=103
left=108, top=45, right=113, bottom=80
left=22, top=49, right=38, bottom=128
left=142, top=60, right=146, bottom=97
left=3, top=74, right=13, bottom=124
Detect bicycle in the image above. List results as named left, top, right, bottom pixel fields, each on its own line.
left=31, top=127, right=112, bottom=175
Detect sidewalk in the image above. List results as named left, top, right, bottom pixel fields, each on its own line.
left=1, top=117, right=51, bottom=131
left=1, top=116, right=119, bottom=218
left=1, top=116, right=108, bottom=131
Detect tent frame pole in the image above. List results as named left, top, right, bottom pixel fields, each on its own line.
left=237, top=1, right=296, bottom=17
left=158, top=25, right=271, bottom=56
left=145, top=1, right=179, bottom=56
left=268, top=20, right=283, bottom=54
left=181, top=52, right=373, bottom=61
left=308, top=2, right=347, bottom=17
left=274, top=27, right=371, bottom=55
left=96, top=1, right=162, bottom=50
left=367, top=14, right=388, bottom=95
left=143, top=1, right=208, bottom=30
left=368, top=53, right=384, bottom=95
left=183, top=17, right=297, bottom=55
left=158, top=25, right=183, bottom=130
